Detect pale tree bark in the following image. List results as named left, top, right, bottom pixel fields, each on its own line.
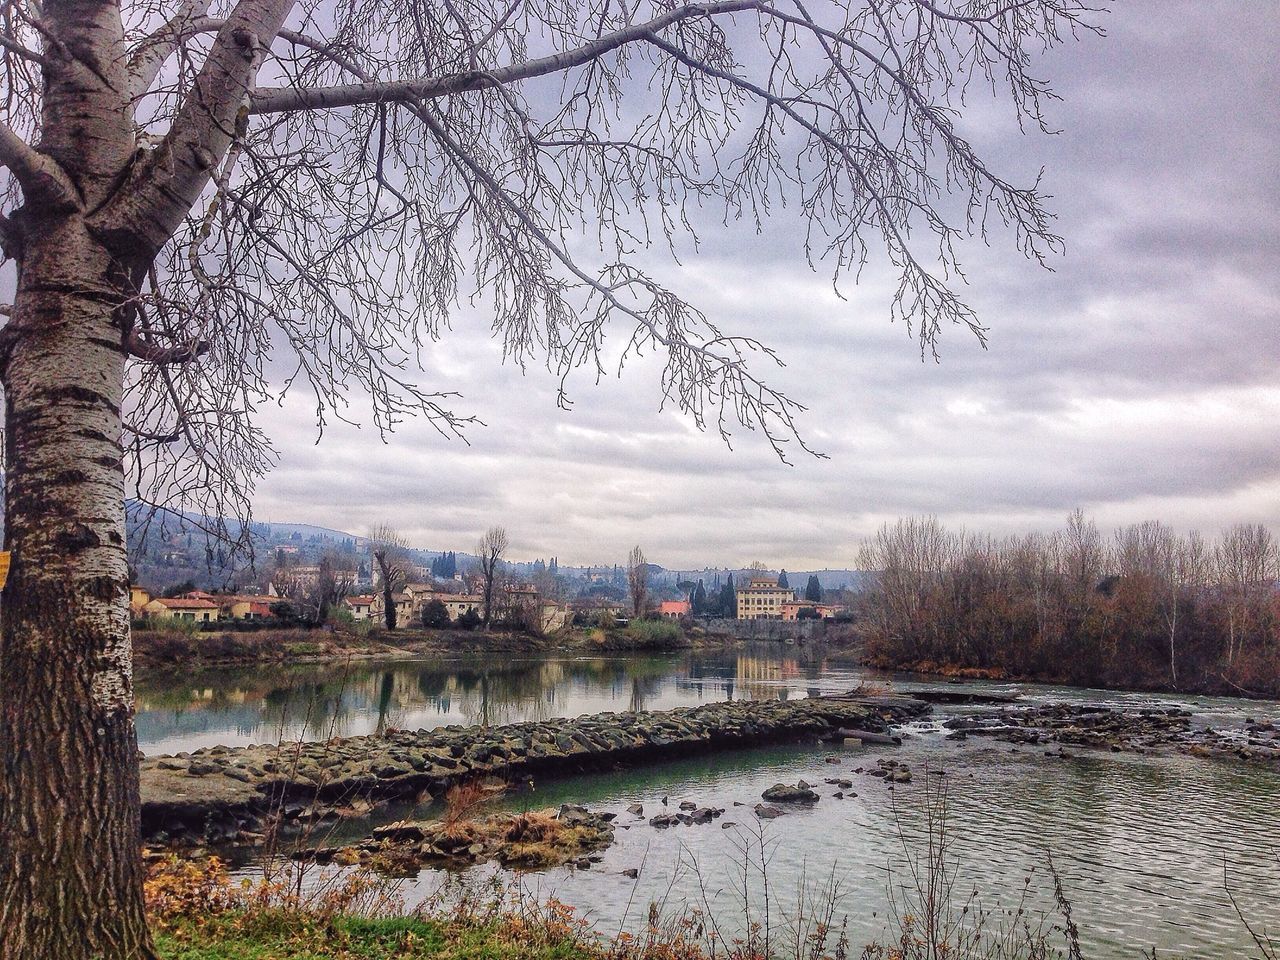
left=0, top=2, right=294, bottom=957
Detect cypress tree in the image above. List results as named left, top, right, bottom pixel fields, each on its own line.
left=805, top=575, right=823, bottom=603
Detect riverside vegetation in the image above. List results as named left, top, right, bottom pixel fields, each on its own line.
left=858, top=513, right=1280, bottom=697
left=133, top=617, right=702, bottom=670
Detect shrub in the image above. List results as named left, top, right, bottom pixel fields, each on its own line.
left=421, top=599, right=450, bottom=629
left=622, top=618, right=683, bottom=648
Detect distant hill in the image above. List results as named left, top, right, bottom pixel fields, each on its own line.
left=251, top=520, right=364, bottom=544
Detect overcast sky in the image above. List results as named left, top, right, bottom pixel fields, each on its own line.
left=251, top=2, right=1280, bottom=570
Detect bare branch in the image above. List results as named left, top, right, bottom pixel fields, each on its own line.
left=0, top=122, right=78, bottom=210
left=248, top=0, right=759, bottom=114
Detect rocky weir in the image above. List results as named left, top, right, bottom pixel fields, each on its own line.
left=139, top=693, right=931, bottom=844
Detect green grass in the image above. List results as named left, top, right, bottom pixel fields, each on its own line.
left=155, top=913, right=598, bottom=960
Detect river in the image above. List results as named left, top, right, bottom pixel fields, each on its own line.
left=135, top=645, right=1280, bottom=958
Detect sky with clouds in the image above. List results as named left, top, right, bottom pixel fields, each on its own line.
left=251, top=1, right=1280, bottom=570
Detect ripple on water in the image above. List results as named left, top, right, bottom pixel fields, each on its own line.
left=143, top=649, right=1280, bottom=957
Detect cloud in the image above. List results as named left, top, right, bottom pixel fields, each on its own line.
left=251, top=2, right=1280, bottom=568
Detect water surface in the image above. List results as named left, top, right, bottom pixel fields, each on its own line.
left=136, top=646, right=1280, bottom=957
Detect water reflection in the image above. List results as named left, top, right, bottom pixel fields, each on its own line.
left=134, top=648, right=825, bottom=754
left=138, top=648, right=1280, bottom=957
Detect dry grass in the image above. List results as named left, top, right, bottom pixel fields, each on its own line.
left=441, top=780, right=505, bottom=838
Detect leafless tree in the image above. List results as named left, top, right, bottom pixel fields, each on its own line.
left=1214, top=523, right=1278, bottom=665
left=476, top=525, right=509, bottom=627
left=312, top=550, right=356, bottom=623
left=0, top=0, right=1100, bottom=955
left=627, top=544, right=649, bottom=617
left=370, top=523, right=408, bottom=629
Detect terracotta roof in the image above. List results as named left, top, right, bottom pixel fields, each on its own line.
left=153, top=597, right=220, bottom=609
left=345, top=595, right=376, bottom=605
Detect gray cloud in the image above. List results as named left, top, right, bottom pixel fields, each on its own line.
left=252, top=1, right=1280, bottom=568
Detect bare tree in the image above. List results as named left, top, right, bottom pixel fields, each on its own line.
left=476, top=526, right=509, bottom=628
left=627, top=544, right=649, bottom=617
left=312, top=550, right=356, bottom=624
left=1215, top=523, right=1279, bottom=665
left=0, top=0, right=1098, bottom=955
left=370, top=524, right=408, bottom=629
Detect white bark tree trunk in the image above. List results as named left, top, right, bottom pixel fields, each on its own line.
left=0, top=219, right=153, bottom=959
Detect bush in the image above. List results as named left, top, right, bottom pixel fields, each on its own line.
left=421, top=599, right=450, bottom=629
left=456, top=608, right=482, bottom=631
left=622, top=618, right=683, bottom=648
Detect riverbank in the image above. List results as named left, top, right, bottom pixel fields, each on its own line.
left=139, top=692, right=930, bottom=844
left=134, top=621, right=731, bottom=670
left=859, top=652, right=1280, bottom=700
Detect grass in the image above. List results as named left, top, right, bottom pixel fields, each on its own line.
left=155, top=913, right=597, bottom=960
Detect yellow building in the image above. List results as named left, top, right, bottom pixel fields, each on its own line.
left=735, top=576, right=794, bottom=620
left=129, top=586, right=152, bottom=616
left=440, top=594, right=483, bottom=620
left=142, top=597, right=219, bottom=622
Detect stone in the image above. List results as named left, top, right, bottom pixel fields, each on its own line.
left=627, top=803, right=644, bottom=817
left=372, top=821, right=426, bottom=843
left=754, top=803, right=785, bottom=819
left=762, top=783, right=819, bottom=804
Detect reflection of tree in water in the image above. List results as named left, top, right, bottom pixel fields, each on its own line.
left=374, top=671, right=396, bottom=736
left=137, top=648, right=816, bottom=750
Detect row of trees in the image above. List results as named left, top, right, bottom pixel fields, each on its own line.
left=858, top=513, right=1280, bottom=695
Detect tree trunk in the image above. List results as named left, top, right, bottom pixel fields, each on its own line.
left=0, top=224, right=154, bottom=960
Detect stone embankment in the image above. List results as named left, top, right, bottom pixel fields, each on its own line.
left=140, top=693, right=930, bottom=843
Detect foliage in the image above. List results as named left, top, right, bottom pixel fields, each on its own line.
left=421, top=599, right=451, bottom=629
left=691, top=581, right=708, bottom=615
left=456, top=609, right=484, bottom=631
left=622, top=618, right=684, bottom=649
left=805, top=576, right=824, bottom=604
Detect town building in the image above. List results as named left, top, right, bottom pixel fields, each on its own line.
left=141, top=597, right=219, bottom=622
left=779, top=601, right=841, bottom=621
left=657, top=600, right=691, bottom=619
left=343, top=595, right=376, bottom=621
left=736, top=576, right=795, bottom=620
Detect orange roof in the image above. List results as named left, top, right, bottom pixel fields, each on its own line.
left=345, top=595, right=376, bottom=605
left=154, top=597, right=219, bottom=609
left=658, top=600, right=691, bottom=614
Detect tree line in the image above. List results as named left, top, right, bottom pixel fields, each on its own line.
left=858, top=513, right=1280, bottom=696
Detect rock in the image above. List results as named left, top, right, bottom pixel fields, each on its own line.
left=622, top=868, right=640, bottom=879
left=372, top=821, right=426, bottom=843
left=627, top=803, right=644, bottom=817
left=679, top=801, right=696, bottom=811
left=762, top=783, right=819, bottom=804
left=649, top=813, right=681, bottom=828
left=558, top=804, right=594, bottom=825
left=754, top=803, right=785, bottom=819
